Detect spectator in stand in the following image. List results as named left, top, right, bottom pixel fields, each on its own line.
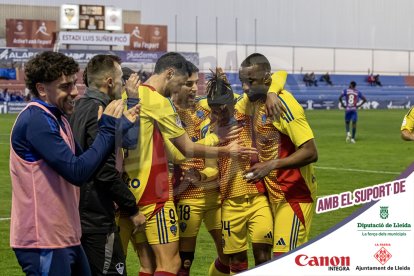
left=3, top=88, right=10, bottom=102
left=10, top=92, right=17, bottom=102
left=367, top=74, right=375, bottom=86
left=16, top=92, right=23, bottom=102
left=309, top=72, right=318, bottom=86
left=320, top=72, right=333, bottom=86
left=303, top=73, right=310, bottom=86
left=304, top=73, right=318, bottom=87
left=374, top=74, right=382, bottom=87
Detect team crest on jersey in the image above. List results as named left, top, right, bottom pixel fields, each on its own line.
left=115, top=262, right=124, bottom=274
left=380, top=206, right=389, bottom=219
left=180, top=222, right=187, bottom=232
left=170, top=225, right=178, bottom=236
left=261, top=114, right=267, bottom=125
left=196, top=110, right=204, bottom=118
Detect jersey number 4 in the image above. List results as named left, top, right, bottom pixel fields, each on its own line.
left=222, top=221, right=231, bottom=236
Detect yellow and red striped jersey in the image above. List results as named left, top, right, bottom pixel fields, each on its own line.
left=243, top=90, right=317, bottom=203
left=123, top=84, right=186, bottom=206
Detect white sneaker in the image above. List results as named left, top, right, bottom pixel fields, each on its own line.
left=346, top=133, right=351, bottom=143
left=351, top=138, right=356, bottom=144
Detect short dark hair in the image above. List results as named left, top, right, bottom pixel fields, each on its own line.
left=154, top=52, right=189, bottom=76
left=25, top=51, right=79, bottom=97
left=121, top=67, right=136, bottom=82
left=240, top=53, right=271, bottom=72
left=85, top=54, right=122, bottom=87
left=350, top=81, right=357, bottom=88
left=186, top=61, right=199, bottom=74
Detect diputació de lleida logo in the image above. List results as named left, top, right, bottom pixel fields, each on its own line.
left=380, top=206, right=389, bottom=219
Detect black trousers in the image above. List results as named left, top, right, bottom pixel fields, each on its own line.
left=81, top=231, right=127, bottom=276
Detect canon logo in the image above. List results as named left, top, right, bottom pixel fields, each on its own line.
left=295, top=254, right=350, bottom=267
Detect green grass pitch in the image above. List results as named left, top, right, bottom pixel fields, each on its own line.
left=1, top=109, right=413, bottom=275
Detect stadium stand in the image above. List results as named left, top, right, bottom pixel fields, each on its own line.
left=199, top=73, right=414, bottom=110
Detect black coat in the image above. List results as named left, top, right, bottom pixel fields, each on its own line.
left=70, top=88, right=138, bottom=234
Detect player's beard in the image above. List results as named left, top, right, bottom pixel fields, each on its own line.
left=246, top=84, right=268, bottom=102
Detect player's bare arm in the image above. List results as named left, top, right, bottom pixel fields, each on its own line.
left=338, top=94, right=346, bottom=108
left=401, top=129, right=414, bottom=141
left=265, top=70, right=288, bottom=118
left=170, top=132, right=257, bottom=159
left=245, top=139, right=318, bottom=181
left=357, top=95, right=367, bottom=108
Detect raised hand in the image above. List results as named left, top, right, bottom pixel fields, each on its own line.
left=225, top=140, right=257, bottom=158
left=213, top=124, right=242, bottom=143
left=98, top=99, right=125, bottom=120
left=265, top=92, right=286, bottom=120
left=125, top=73, right=141, bottom=99
left=244, top=160, right=276, bottom=182
left=181, top=168, right=201, bottom=185
left=123, top=103, right=141, bottom=123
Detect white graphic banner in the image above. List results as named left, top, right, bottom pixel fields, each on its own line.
left=241, top=170, right=414, bottom=275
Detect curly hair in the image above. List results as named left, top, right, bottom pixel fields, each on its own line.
left=25, top=51, right=79, bottom=97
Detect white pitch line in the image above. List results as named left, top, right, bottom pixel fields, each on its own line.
left=0, top=217, right=10, bottom=221
left=314, top=166, right=399, bottom=175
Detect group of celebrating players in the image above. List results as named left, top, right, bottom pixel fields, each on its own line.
left=9, top=51, right=318, bottom=276
left=116, top=52, right=318, bottom=276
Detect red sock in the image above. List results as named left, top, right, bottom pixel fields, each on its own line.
left=154, top=272, right=176, bottom=276
left=215, top=258, right=230, bottom=274
left=139, top=272, right=153, bottom=276
left=230, top=261, right=248, bottom=273
left=177, top=267, right=189, bottom=276
left=273, top=252, right=284, bottom=258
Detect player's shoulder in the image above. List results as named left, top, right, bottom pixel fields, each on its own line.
left=196, top=95, right=210, bottom=111
left=406, top=106, right=414, bottom=117
left=139, top=84, right=160, bottom=97
left=278, top=90, right=304, bottom=120
left=278, top=90, right=300, bottom=107
left=140, top=84, right=171, bottom=104
left=234, top=93, right=244, bottom=102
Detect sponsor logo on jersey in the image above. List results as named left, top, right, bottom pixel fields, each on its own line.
left=275, top=237, right=286, bottom=246
left=264, top=231, right=273, bottom=239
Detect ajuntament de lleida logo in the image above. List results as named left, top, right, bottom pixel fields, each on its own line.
left=380, top=206, right=389, bottom=219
